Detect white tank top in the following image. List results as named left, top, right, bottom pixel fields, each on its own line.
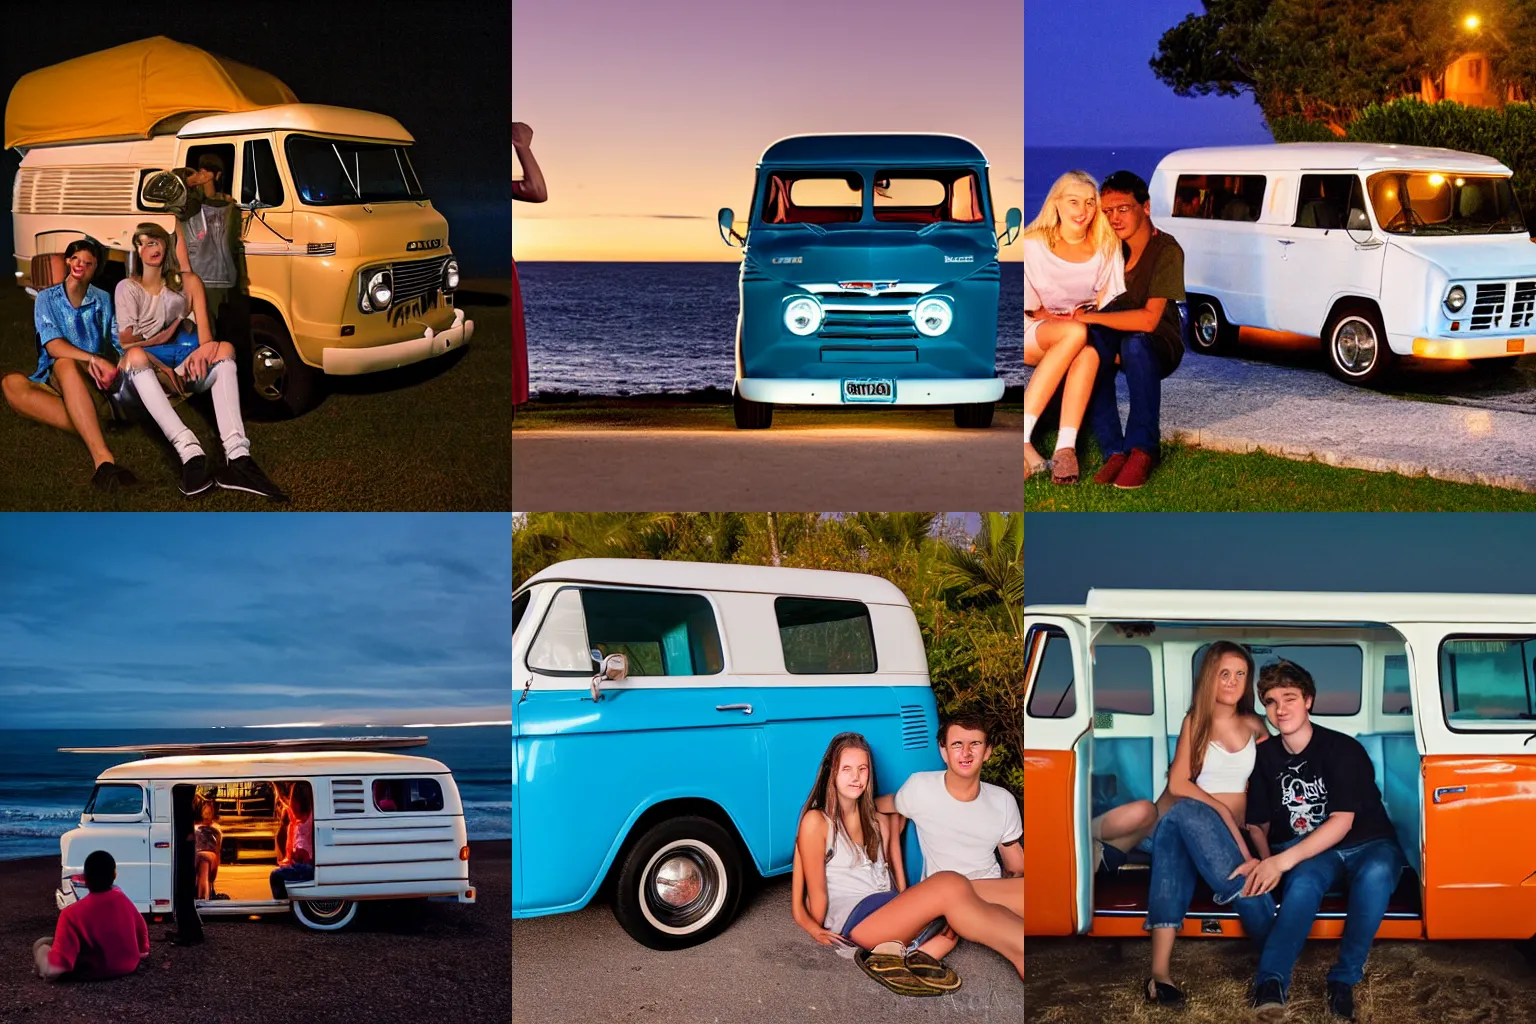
left=1195, top=734, right=1257, bottom=793
left=1022, top=236, right=1125, bottom=314
left=820, top=812, right=891, bottom=933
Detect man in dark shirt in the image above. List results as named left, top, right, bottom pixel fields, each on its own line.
left=1069, top=170, right=1185, bottom=489
left=1238, top=660, right=1405, bottom=1022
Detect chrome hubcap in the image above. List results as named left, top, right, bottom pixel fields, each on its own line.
left=1196, top=307, right=1218, bottom=347
left=252, top=342, right=286, bottom=400
left=1334, top=318, right=1378, bottom=374
left=652, top=855, right=704, bottom=908
left=304, top=900, right=346, bottom=919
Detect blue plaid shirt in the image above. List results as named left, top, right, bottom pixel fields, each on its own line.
left=29, top=282, right=117, bottom=383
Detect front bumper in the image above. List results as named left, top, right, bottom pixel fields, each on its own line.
left=322, top=307, right=474, bottom=375
left=1401, top=332, right=1533, bottom=360
left=737, top=376, right=1005, bottom=405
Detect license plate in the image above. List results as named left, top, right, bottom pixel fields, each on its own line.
left=842, top=378, right=896, bottom=403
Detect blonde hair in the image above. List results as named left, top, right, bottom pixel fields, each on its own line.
left=129, top=222, right=183, bottom=292
left=1022, top=170, right=1118, bottom=258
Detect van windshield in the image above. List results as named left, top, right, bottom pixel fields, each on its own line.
left=285, top=134, right=427, bottom=206
left=759, top=169, right=987, bottom=226
left=1365, top=171, right=1525, bottom=235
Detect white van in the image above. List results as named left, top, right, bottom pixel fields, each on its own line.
left=56, top=738, right=475, bottom=931
left=1151, top=143, right=1536, bottom=383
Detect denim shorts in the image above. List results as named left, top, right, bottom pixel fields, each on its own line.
left=841, top=890, right=900, bottom=939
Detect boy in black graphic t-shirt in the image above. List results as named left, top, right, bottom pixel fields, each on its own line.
left=1236, top=660, right=1405, bottom=1022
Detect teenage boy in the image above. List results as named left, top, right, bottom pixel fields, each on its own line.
left=175, top=153, right=247, bottom=350
left=1238, top=660, right=1405, bottom=1022
left=1069, top=170, right=1186, bottom=490
left=1, top=239, right=137, bottom=490
left=33, top=850, right=150, bottom=981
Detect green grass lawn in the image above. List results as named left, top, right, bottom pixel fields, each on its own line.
left=1026, top=431, right=1536, bottom=511
left=0, top=281, right=510, bottom=510
left=513, top=399, right=1024, bottom=431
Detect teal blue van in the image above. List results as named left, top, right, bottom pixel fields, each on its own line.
left=718, top=133, right=1020, bottom=429
left=511, top=559, right=942, bottom=949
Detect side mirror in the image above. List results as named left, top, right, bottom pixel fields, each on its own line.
left=999, top=207, right=1022, bottom=246
left=140, top=170, right=188, bottom=213
left=588, top=650, right=628, bottom=701
left=718, top=207, right=744, bottom=247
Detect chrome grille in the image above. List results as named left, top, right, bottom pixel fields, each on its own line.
left=1470, top=282, right=1509, bottom=331
left=15, top=167, right=138, bottom=215
left=819, top=310, right=918, bottom=340
left=1512, top=282, right=1536, bottom=330
left=389, top=255, right=449, bottom=306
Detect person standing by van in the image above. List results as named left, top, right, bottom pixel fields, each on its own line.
left=512, top=121, right=548, bottom=410
left=33, top=850, right=150, bottom=981
left=1, top=238, right=137, bottom=491
left=175, top=154, right=246, bottom=353
left=1070, top=170, right=1186, bottom=490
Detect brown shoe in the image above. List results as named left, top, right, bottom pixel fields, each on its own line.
left=1114, top=448, right=1155, bottom=489
left=1050, top=447, right=1079, bottom=485
left=1092, top=452, right=1127, bottom=485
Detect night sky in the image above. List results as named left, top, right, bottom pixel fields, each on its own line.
left=2, top=0, right=510, bottom=274
left=0, top=513, right=512, bottom=729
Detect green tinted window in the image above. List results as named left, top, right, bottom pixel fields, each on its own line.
left=775, top=597, right=876, bottom=674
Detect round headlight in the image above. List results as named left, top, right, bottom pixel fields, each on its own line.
left=783, top=297, right=823, bottom=336
left=367, top=270, right=393, bottom=309
left=1445, top=285, right=1467, bottom=313
left=443, top=258, right=460, bottom=292
left=912, top=297, right=953, bottom=337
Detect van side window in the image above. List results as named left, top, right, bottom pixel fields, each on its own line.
left=185, top=142, right=236, bottom=196
left=1194, top=643, right=1362, bottom=715
left=1026, top=625, right=1075, bottom=719
left=241, top=138, right=285, bottom=207
left=1093, top=646, right=1153, bottom=715
left=1172, top=173, right=1266, bottom=222
left=1295, top=174, right=1365, bottom=230
left=774, top=597, right=876, bottom=674
left=581, top=589, right=725, bottom=676
left=1383, top=654, right=1412, bottom=714
left=86, top=784, right=145, bottom=816
left=373, top=778, right=443, bottom=812
left=513, top=591, right=531, bottom=637
left=1439, top=635, right=1536, bottom=724
left=527, top=588, right=592, bottom=673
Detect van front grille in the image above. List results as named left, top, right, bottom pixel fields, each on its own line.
left=389, top=255, right=449, bottom=307
left=899, top=705, right=929, bottom=750
left=1512, top=282, right=1536, bottom=330
left=332, top=778, right=365, bottom=814
left=819, top=311, right=919, bottom=340
left=16, top=167, right=139, bottom=215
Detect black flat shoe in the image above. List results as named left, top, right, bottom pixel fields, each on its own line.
left=1144, top=977, right=1186, bottom=1008
left=1326, top=980, right=1355, bottom=1021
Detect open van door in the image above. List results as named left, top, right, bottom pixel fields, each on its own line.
left=1023, top=614, right=1093, bottom=935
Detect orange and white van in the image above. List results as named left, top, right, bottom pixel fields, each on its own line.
left=1024, top=588, right=1536, bottom=944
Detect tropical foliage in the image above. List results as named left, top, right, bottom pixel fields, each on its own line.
left=513, top=513, right=1023, bottom=799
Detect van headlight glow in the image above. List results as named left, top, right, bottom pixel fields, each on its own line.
left=443, top=258, right=460, bottom=292
left=1445, top=285, right=1467, bottom=313
left=912, top=297, right=953, bottom=336
left=360, top=269, right=393, bottom=312
left=784, top=297, right=823, bottom=336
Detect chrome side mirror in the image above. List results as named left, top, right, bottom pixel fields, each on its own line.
left=139, top=170, right=188, bottom=213
left=589, top=651, right=628, bottom=701
left=718, top=208, right=745, bottom=247
left=999, top=207, right=1022, bottom=246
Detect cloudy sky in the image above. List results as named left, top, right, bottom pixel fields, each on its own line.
left=0, top=514, right=511, bottom=729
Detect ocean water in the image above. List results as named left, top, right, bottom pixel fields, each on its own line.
left=1024, top=146, right=1182, bottom=219
left=520, top=261, right=1025, bottom=395
left=0, top=726, right=510, bottom=861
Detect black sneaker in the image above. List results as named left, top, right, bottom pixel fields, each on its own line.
left=91, top=462, right=137, bottom=491
left=215, top=455, right=288, bottom=502
left=179, top=454, right=213, bottom=497
left=1326, top=981, right=1355, bottom=1021
left=1251, top=978, right=1286, bottom=1020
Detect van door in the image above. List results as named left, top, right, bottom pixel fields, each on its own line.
left=512, top=589, right=530, bottom=912
left=1023, top=614, right=1093, bottom=935
left=149, top=781, right=173, bottom=912
left=81, top=782, right=154, bottom=907
left=1264, top=172, right=1385, bottom=336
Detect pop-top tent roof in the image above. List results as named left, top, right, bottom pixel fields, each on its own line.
left=5, top=36, right=297, bottom=149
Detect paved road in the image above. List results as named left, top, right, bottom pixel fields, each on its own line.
left=510, top=877, right=1024, bottom=1024
left=513, top=417, right=1024, bottom=510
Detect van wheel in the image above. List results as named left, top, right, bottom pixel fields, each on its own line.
left=292, top=898, right=358, bottom=931
left=1189, top=296, right=1236, bottom=354
left=612, top=816, right=743, bottom=950
left=1324, top=303, right=1395, bottom=385
left=954, top=402, right=994, bottom=428
left=246, top=313, right=322, bottom=417
left=733, top=390, right=773, bottom=429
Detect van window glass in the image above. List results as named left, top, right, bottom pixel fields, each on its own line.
left=774, top=597, right=876, bottom=674
left=86, top=784, right=144, bottom=816
left=582, top=589, right=725, bottom=676
left=1172, top=173, right=1267, bottom=222
left=1439, top=636, right=1536, bottom=723
left=873, top=169, right=986, bottom=224
left=1026, top=625, right=1076, bottom=719
left=184, top=142, right=236, bottom=199
left=513, top=591, right=531, bottom=637
left=1383, top=654, right=1412, bottom=714
left=240, top=138, right=285, bottom=207
left=1194, top=643, right=1362, bottom=715
left=527, top=587, right=592, bottom=673
left=1295, top=174, right=1366, bottom=229
left=1093, top=645, right=1153, bottom=715
left=761, top=173, right=863, bottom=225
left=1366, top=171, right=1525, bottom=235
left=285, top=134, right=426, bottom=206
left=373, top=778, right=443, bottom=812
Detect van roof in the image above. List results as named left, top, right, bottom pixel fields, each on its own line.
left=1027, top=588, right=1536, bottom=624
left=98, top=751, right=450, bottom=780
left=179, top=104, right=413, bottom=142
left=519, top=558, right=912, bottom=605
left=760, top=133, right=987, bottom=167
left=1157, top=143, right=1511, bottom=175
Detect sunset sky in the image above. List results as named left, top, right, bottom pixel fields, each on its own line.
left=511, top=0, right=1022, bottom=262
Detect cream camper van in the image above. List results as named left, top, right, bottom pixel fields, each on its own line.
left=6, top=37, right=472, bottom=415
left=56, top=738, right=476, bottom=932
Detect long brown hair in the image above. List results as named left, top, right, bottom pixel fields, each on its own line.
left=129, top=222, right=183, bottom=292
left=800, top=732, right=883, bottom=865
left=1185, top=641, right=1257, bottom=784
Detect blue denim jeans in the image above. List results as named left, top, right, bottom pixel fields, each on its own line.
left=269, top=862, right=315, bottom=899
left=1145, top=799, right=1277, bottom=938
left=1086, top=327, right=1166, bottom=456
left=1252, top=837, right=1405, bottom=996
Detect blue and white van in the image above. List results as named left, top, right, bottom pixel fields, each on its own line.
left=511, top=558, right=942, bottom=949
left=718, top=134, right=1021, bottom=429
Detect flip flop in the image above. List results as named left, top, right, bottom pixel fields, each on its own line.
left=904, top=950, right=962, bottom=992
left=855, top=947, right=942, bottom=997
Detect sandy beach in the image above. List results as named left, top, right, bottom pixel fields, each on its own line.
left=2, top=840, right=510, bottom=1024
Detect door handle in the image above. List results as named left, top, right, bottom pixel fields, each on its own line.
left=1433, top=786, right=1466, bottom=804
left=1276, top=239, right=1294, bottom=245
left=715, top=704, right=754, bottom=715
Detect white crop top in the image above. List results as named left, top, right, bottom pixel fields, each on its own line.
left=1194, top=734, right=1256, bottom=793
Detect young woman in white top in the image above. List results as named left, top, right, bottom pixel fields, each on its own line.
left=791, top=733, right=1024, bottom=992
left=1140, top=641, right=1273, bottom=1007
left=1023, top=171, right=1125, bottom=483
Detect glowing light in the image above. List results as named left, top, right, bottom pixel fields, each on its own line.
left=1465, top=14, right=1482, bottom=30
left=1455, top=177, right=1466, bottom=186
left=1428, top=174, right=1446, bottom=187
